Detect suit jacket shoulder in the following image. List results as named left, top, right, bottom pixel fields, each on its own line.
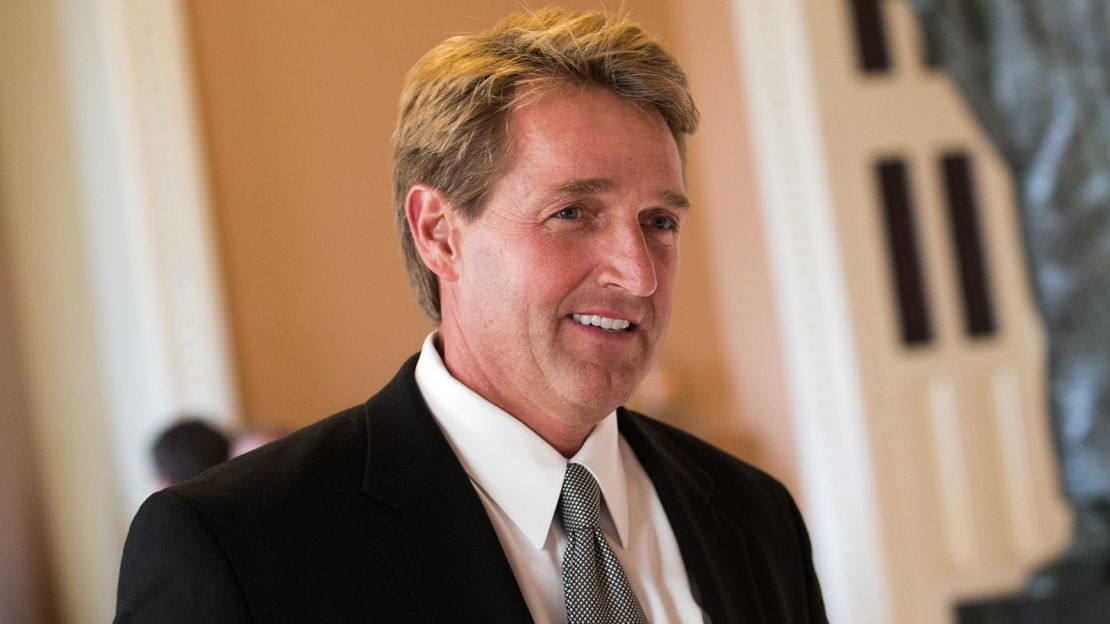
left=116, top=355, right=530, bottom=623
left=623, top=410, right=801, bottom=522
left=619, top=409, right=828, bottom=623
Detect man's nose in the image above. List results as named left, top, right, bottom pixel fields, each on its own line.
left=598, top=223, right=658, bottom=297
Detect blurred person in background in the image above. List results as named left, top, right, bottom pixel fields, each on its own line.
left=150, top=418, right=230, bottom=488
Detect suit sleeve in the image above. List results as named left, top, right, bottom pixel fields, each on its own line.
left=114, top=490, right=252, bottom=623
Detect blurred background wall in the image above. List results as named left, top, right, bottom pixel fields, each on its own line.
left=0, top=0, right=1075, bottom=623
left=0, top=213, right=59, bottom=624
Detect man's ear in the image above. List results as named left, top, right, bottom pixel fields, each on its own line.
left=405, top=184, right=461, bottom=282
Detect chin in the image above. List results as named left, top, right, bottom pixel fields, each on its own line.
left=564, top=371, right=643, bottom=416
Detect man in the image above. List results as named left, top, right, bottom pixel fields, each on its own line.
left=115, top=8, right=826, bottom=623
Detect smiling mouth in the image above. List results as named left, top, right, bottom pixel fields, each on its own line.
left=570, top=313, right=634, bottom=332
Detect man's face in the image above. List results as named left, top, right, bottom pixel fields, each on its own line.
left=438, top=84, right=688, bottom=436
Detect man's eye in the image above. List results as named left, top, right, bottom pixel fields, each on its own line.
left=647, top=215, right=676, bottom=230
left=555, top=206, right=582, bottom=219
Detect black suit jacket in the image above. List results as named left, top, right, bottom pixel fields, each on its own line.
left=115, top=356, right=826, bottom=623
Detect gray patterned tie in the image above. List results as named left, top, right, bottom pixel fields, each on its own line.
left=559, top=462, right=649, bottom=624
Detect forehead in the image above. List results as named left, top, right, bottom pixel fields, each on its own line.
left=498, top=84, right=684, bottom=189
left=508, top=83, right=672, bottom=145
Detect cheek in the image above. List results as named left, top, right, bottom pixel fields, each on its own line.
left=524, top=235, right=588, bottom=283
left=651, top=247, right=680, bottom=307
left=654, top=243, right=680, bottom=280
left=473, top=238, right=565, bottom=316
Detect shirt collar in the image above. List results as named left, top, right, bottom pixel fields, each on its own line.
left=414, top=332, right=630, bottom=549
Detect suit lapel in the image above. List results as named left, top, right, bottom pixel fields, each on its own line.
left=619, top=409, right=768, bottom=624
left=362, top=357, right=532, bottom=623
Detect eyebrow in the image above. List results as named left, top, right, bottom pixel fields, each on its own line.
left=661, top=190, right=691, bottom=210
left=552, top=178, right=691, bottom=210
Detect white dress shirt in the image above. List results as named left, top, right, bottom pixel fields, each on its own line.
left=414, top=333, right=705, bottom=623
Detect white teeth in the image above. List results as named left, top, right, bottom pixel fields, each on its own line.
left=571, top=313, right=632, bottom=331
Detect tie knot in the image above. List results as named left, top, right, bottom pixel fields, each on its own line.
left=559, top=463, right=601, bottom=531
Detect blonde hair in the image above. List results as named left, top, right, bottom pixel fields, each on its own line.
left=393, top=7, right=699, bottom=321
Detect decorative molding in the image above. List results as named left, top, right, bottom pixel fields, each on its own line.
left=990, top=369, right=1044, bottom=559
left=927, top=376, right=980, bottom=567
left=120, top=0, right=238, bottom=419
left=728, top=1, right=891, bottom=622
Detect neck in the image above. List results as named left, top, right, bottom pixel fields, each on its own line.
left=434, top=331, right=602, bottom=458
left=508, top=409, right=595, bottom=458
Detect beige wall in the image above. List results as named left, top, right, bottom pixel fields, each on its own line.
left=186, top=0, right=797, bottom=488
left=0, top=216, right=58, bottom=624
left=663, top=0, right=798, bottom=487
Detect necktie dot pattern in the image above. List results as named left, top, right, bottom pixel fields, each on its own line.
left=559, top=463, right=649, bottom=624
